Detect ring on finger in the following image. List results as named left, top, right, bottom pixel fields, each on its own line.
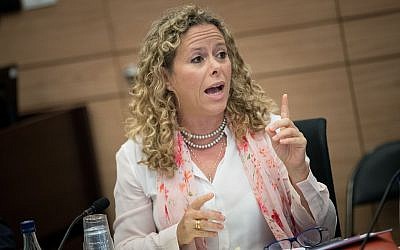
left=194, top=219, right=201, bottom=230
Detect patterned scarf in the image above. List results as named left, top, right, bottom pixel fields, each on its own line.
left=154, top=128, right=298, bottom=249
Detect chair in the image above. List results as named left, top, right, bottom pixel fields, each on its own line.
left=345, top=140, right=400, bottom=237
left=294, top=118, right=342, bottom=238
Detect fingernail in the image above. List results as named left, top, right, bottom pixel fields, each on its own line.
left=272, top=135, right=278, bottom=140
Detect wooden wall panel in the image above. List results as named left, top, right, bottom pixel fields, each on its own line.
left=0, top=0, right=111, bottom=65
left=1, top=0, right=399, bottom=239
left=351, top=58, right=400, bottom=151
left=258, top=68, right=362, bottom=226
left=18, top=58, right=120, bottom=112
left=339, top=0, right=400, bottom=17
left=198, top=0, right=336, bottom=34
left=237, top=24, right=344, bottom=74
left=87, top=98, right=126, bottom=224
left=108, top=0, right=188, bottom=51
left=108, top=0, right=336, bottom=51
left=344, top=13, right=400, bottom=60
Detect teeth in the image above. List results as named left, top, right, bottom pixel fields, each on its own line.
left=205, top=85, right=224, bottom=94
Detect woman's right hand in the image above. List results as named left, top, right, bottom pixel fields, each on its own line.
left=177, top=193, right=225, bottom=246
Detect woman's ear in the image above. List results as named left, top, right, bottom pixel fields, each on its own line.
left=162, top=68, right=174, bottom=91
left=166, top=81, right=174, bottom=91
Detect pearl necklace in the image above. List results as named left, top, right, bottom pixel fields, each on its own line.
left=180, top=117, right=227, bottom=149
left=181, top=117, right=227, bottom=140
left=189, top=138, right=226, bottom=182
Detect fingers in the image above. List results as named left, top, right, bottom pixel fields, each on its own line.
left=177, top=193, right=224, bottom=246
left=266, top=117, right=306, bottom=147
left=266, top=94, right=291, bottom=137
left=191, top=194, right=225, bottom=232
left=268, top=117, right=293, bottom=130
left=272, top=128, right=306, bottom=146
left=268, top=119, right=305, bottom=142
left=189, top=192, right=224, bottom=223
left=193, top=218, right=224, bottom=233
left=267, top=117, right=294, bottom=134
left=192, top=224, right=218, bottom=238
left=190, top=193, right=214, bottom=210
left=192, top=209, right=225, bottom=221
left=281, top=93, right=290, bottom=119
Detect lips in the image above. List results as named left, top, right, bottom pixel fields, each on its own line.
left=204, top=82, right=225, bottom=95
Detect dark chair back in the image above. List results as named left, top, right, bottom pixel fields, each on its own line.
left=345, top=140, right=400, bottom=236
left=294, top=118, right=341, bottom=238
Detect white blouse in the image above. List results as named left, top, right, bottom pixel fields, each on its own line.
left=113, top=115, right=337, bottom=249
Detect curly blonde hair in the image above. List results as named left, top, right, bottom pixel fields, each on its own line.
left=126, top=5, right=276, bottom=176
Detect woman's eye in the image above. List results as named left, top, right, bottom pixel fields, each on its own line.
left=217, top=51, right=227, bottom=59
left=191, top=56, right=203, bottom=63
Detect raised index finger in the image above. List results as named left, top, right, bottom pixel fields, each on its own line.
left=281, top=93, right=290, bottom=119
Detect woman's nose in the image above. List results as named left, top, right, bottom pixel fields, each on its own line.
left=209, top=57, right=221, bottom=76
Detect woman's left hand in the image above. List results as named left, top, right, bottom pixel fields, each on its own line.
left=266, top=94, right=309, bottom=183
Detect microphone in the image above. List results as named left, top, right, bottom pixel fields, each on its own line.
left=58, top=197, right=110, bottom=250
left=83, top=197, right=110, bottom=216
left=360, top=168, right=400, bottom=250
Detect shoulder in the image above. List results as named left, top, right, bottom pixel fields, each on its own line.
left=116, top=139, right=147, bottom=179
left=118, top=138, right=139, bottom=155
left=116, top=139, right=157, bottom=193
left=117, top=139, right=140, bottom=165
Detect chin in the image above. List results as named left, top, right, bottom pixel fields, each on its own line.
left=207, top=105, right=227, bottom=116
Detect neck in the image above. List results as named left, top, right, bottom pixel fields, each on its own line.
left=179, top=114, right=225, bottom=134
left=180, top=115, right=227, bottom=150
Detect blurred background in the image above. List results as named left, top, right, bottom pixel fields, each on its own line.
left=0, top=0, right=399, bottom=248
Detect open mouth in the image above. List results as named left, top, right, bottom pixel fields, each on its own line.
left=204, top=84, right=224, bottom=95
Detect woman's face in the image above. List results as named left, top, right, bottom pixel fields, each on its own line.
left=165, top=24, right=232, bottom=120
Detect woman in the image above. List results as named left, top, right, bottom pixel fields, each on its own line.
left=113, top=5, right=337, bottom=249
